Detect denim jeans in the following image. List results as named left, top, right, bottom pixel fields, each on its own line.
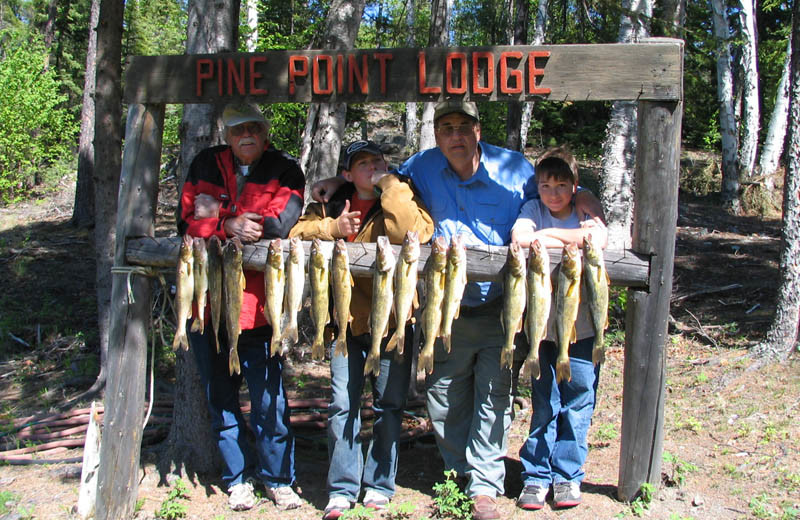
left=190, top=324, right=295, bottom=490
left=326, top=328, right=412, bottom=501
left=425, top=307, right=513, bottom=498
left=518, top=336, right=600, bottom=487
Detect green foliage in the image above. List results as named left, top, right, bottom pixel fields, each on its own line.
left=265, top=103, right=307, bottom=158
left=341, top=505, right=375, bottom=520
left=629, top=482, right=655, bottom=517
left=0, top=490, right=17, bottom=515
left=385, top=501, right=417, bottom=519
left=123, top=0, right=187, bottom=56
left=156, top=478, right=190, bottom=520
left=662, top=451, right=698, bottom=488
left=431, top=470, right=472, bottom=519
left=0, top=28, right=77, bottom=202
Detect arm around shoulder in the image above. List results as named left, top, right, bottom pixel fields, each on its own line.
left=378, top=175, right=434, bottom=244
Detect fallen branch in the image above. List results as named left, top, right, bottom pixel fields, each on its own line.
left=671, top=283, right=742, bottom=303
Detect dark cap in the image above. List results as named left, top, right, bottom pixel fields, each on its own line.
left=222, top=102, right=267, bottom=127
left=434, top=100, right=480, bottom=123
left=343, top=140, right=383, bottom=170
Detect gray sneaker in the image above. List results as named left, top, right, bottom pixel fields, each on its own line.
left=553, top=481, right=581, bottom=508
left=266, top=485, right=302, bottom=510
left=517, top=484, right=548, bottom=510
left=228, top=480, right=257, bottom=511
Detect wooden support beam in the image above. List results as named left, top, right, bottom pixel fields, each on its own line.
left=618, top=97, right=682, bottom=501
left=96, top=103, right=165, bottom=519
left=124, top=236, right=650, bottom=288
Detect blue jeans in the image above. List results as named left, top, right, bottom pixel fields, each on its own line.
left=518, top=336, right=600, bottom=487
left=326, top=328, right=412, bottom=500
left=190, top=324, right=295, bottom=490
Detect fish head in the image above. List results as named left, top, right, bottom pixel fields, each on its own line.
left=561, top=243, right=581, bottom=277
left=310, top=238, right=327, bottom=268
left=209, top=235, right=223, bottom=254
left=333, top=239, right=349, bottom=267
left=431, top=236, right=449, bottom=269
left=583, top=234, right=601, bottom=265
left=267, top=238, right=283, bottom=268
left=179, top=234, right=194, bottom=261
left=507, top=241, right=526, bottom=275
left=288, top=237, right=303, bottom=262
left=376, top=236, right=396, bottom=272
left=400, top=231, right=421, bottom=263
left=529, top=239, right=549, bottom=272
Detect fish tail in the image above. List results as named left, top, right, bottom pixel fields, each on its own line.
left=334, top=333, right=348, bottom=358
left=229, top=347, right=241, bottom=376
left=442, top=334, right=451, bottom=354
left=364, top=353, right=380, bottom=377
left=529, top=358, right=541, bottom=381
left=500, top=345, right=513, bottom=370
left=213, top=332, right=220, bottom=354
left=385, top=329, right=400, bottom=352
left=312, top=337, right=325, bottom=361
left=555, top=357, right=571, bottom=383
left=418, top=345, right=434, bottom=375
left=190, top=317, right=204, bottom=333
left=592, top=336, right=605, bottom=365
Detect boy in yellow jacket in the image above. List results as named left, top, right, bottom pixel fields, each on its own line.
left=289, top=140, right=433, bottom=519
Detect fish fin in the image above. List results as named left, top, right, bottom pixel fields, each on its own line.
left=515, top=317, right=523, bottom=333
left=412, top=290, right=419, bottom=310
left=386, top=329, right=399, bottom=352
left=443, top=334, right=451, bottom=354
left=349, top=273, right=354, bottom=286
left=229, top=348, right=241, bottom=376
left=570, top=326, right=577, bottom=344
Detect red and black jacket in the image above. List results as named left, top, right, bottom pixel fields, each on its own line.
left=178, top=144, right=305, bottom=330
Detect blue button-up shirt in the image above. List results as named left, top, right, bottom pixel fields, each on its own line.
left=398, top=141, right=538, bottom=305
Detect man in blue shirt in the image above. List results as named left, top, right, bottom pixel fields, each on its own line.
left=312, top=100, right=601, bottom=520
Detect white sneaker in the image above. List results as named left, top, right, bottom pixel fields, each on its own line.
left=323, top=495, right=353, bottom=519
left=228, top=480, right=257, bottom=511
left=266, top=485, right=302, bottom=510
left=362, top=489, right=390, bottom=510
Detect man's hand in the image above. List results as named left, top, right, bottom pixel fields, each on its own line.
left=574, top=191, right=605, bottom=223
left=311, top=177, right=347, bottom=203
left=334, top=200, right=361, bottom=238
left=224, top=212, right=263, bottom=242
left=193, top=194, right=221, bottom=219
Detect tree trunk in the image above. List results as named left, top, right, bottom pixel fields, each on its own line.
left=752, top=3, right=800, bottom=361
left=304, top=0, right=366, bottom=191
left=404, top=0, right=418, bottom=155
left=519, top=0, right=548, bottom=149
left=164, top=0, right=240, bottom=477
left=505, top=0, right=528, bottom=152
left=758, top=35, right=791, bottom=186
left=660, top=0, right=685, bottom=37
left=246, top=0, right=258, bottom=52
left=599, top=0, right=651, bottom=250
left=419, top=0, right=450, bottom=151
left=738, top=0, right=759, bottom=182
left=711, top=0, right=740, bottom=211
left=72, top=0, right=99, bottom=230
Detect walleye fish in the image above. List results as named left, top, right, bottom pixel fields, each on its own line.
left=331, top=239, right=353, bottom=357
left=264, top=238, right=286, bottom=356
left=523, top=239, right=552, bottom=380
left=418, top=236, right=448, bottom=375
left=440, top=234, right=467, bottom=353
left=309, top=238, right=331, bottom=361
left=387, top=231, right=420, bottom=355
left=281, top=236, right=305, bottom=346
left=223, top=238, right=245, bottom=375
left=583, top=234, right=610, bottom=365
left=365, top=236, right=396, bottom=377
left=500, top=242, right=527, bottom=369
left=172, top=234, right=194, bottom=351
left=555, top=243, right=581, bottom=383
left=190, top=237, right=208, bottom=334
left=207, top=235, right=224, bottom=352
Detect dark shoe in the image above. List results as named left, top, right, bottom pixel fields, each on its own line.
left=517, top=484, right=548, bottom=510
left=553, top=481, right=581, bottom=508
left=471, top=495, right=500, bottom=520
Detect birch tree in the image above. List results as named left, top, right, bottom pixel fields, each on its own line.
left=599, top=0, right=651, bottom=250
left=752, top=0, right=800, bottom=361
left=245, top=0, right=257, bottom=52
left=758, top=35, right=791, bottom=185
left=737, top=0, right=759, bottom=182
left=300, top=0, right=366, bottom=195
left=163, top=0, right=240, bottom=476
left=519, top=0, right=548, bottom=149
left=711, top=0, right=740, bottom=209
left=404, top=0, right=419, bottom=154
left=419, top=0, right=451, bottom=151
left=505, top=0, right=528, bottom=152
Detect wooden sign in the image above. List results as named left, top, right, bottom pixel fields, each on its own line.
left=124, top=41, right=682, bottom=104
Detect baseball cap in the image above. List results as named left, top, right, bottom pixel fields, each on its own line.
left=434, top=100, right=480, bottom=123
left=343, top=140, right=383, bottom=170
left=222, top=102, right=268, bottom=128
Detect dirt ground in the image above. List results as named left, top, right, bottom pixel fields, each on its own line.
left=0, top=156, right=798, bottom=520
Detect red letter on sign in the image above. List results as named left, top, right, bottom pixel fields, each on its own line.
left=499, top=51, right=523, bottom=94
left=528, top=51, right=551, bottom=95
left=471, top=52, right=494, bottom=95
left=418, top=52, right=441, bottom=94
left=196, top=59, right=213, bottom=96
left=337, top=55, right=344, bottom=93
left=250, top=56, right=267, bottom=95
left=227, top=58, right=245, bottom=95
left=314, top=55, right=334, bottom=95
left=288, top=56, right=308, bottom=95
left=373, top=53, right=392, bottom=94
left=216, top=59, right=224, bottom=95
left=446, top=53, right=467, bottom=94
left=349, top=54, right=368, bottom=94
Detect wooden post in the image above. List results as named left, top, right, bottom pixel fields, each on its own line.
left=618, top=97, right=682, bottom=501
left=96, top=103, right=165, bottom=519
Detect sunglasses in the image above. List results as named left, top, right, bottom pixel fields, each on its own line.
left=229, top=122, right=264, bottom=137
left=435, top=123, right=475, bottom=137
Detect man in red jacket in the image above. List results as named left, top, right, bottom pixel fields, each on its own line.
left=177, top=102, right=304, bottom=512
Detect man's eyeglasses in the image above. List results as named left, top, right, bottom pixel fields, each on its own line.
left=229, top=122, right=264, bottom=137
left=435, top=123, right=475, bottom=137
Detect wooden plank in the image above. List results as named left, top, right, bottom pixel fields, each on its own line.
left=124, top=236, right=649, bottom=288
left=96, top=103, right=164, bottom=518
left=618, top=98, right=682, bottom=501
left=124, top=42, right=682, bottom=104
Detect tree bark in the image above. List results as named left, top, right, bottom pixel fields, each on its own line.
left=599, top=0, right=651, bottom=250
left=164, top=0, right=240, bottom=477
left=404, top=0, right=418, bottom=155
left=758, top=35, right=791, bottom=185
left=752, top=4, right=800, bottom=361
left=505, top=0, right=528, bottom=152
left=711, top=0, right=740, bottom=210
left=246, top=0, right=258, bottom=52
left=419, top=0, right=450, bottom=151
left=519, top=0, right=549, bottom=149
left=72, top=0, right=99, bottom=230
left=737, top=0, right=760, bottom=183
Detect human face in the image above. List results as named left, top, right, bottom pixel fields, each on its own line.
left=226, top=122, right=268, bottom=165
left=537, top=175, right=576, bottom=219
left=434, top=113, right=480, bottom=180
left=342, top=152, right=387, bottom=198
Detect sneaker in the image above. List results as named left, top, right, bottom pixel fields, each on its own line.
left=266, top=485, right=302, bottom=510
left=323, top=495, right=352, bottom=520
left=517, top=484, right=549, bottom=510
left=228, top=480, right=257, bottom=511
left=362, top=489, right=390, bottom=510
left=553, top=481, right=581, bottom=508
